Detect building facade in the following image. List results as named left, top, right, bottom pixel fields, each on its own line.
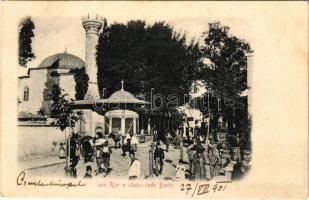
left=18, top=52, right=85, bottom=116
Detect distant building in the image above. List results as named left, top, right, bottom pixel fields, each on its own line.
left=178, top=103, right=203, bottom=128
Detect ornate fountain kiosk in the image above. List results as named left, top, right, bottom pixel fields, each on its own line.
left=71, top=80, right=149, bottom=136
left=103, top=80, right=145, bottom=135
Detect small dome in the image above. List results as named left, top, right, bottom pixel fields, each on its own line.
left=103, top=80, right=149, bottom=104
left=38, top=52, right=85, bottom=69
left=108, top=90, right=137, bottom=102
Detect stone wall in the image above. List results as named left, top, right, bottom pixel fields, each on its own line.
left=18, top=125, right=67, bottom=160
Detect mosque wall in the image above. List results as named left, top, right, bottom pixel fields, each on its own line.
left=59, top=74, right=76, bottom=99
left=18, top=69, right=47, bottom=114
left=18, top=68, right=78, bottom=116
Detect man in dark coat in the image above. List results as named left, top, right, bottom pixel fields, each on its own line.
left=154, top=142, right=165, bottom=175
left=69, top=133, right=80, bottom=178
left=81, top=136, right=93, bottom=163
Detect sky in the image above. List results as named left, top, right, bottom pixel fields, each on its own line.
left=18, top=3, right=252, bottom=76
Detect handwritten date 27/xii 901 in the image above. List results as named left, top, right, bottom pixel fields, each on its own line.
left=180, top=182, right=229, bottom=197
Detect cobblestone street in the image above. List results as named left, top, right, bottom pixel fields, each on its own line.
left=26, top=139, right=191, bottom=180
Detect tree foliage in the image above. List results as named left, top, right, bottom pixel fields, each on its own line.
left=96, top=19, right=251, bottom=143
left=70, top=67, right=89, bottom=100
left=200, top=22, right=252, bottom=137
left=96, top=20, right=203, bottom=108
left=50, top=84, right=80, bottom=131
left=19, top=17, right=35, bottom=66
left=201, top=22, right=251, bottom=102
left=41, top=69, right=60, bottom=115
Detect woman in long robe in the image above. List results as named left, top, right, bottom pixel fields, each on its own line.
left=192, top=141, right=207, bottom=180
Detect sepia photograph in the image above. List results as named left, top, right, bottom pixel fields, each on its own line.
left=0, top=1, right=307, bottom=199
left=17, top=13, right=253, bottom=182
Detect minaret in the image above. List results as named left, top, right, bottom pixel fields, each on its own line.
left=82, top=14, right=103, bottom=99
left=81, top=14, right=104, bottom=137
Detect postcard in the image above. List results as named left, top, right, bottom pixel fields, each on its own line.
left=0, top=1, right=308, bottom=199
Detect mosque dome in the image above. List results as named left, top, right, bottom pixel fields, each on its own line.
left=38, top=52, right=85, bottom=69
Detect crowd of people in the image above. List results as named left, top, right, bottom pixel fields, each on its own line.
left=59, top=126, right=251, bottom=181
left=149, top=127, right=217, bottom=180
left=150, top=126, right=251, bottom=181
left=60, top=129, right=142, bottom=179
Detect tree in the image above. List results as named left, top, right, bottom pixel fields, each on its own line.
left=96, top=20, right=202, bottom=109
left=19, top=17, right=35, bottom=66
left=41, top=70, right=60, bottom=116
left=50, top=84, right=80, bottom=131
left=96, top=20, right=203, bottom=130
left=200, top=22, right=252, bottom=139
left=69, top=67, right=89, bottom=100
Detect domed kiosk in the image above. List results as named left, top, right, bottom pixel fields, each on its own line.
left=103, top=80, right=144, bottom=135
left=72, top=80, right=149, bottom=136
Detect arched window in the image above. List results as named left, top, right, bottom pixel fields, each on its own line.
left=23, top=86, right=29, bottom=101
